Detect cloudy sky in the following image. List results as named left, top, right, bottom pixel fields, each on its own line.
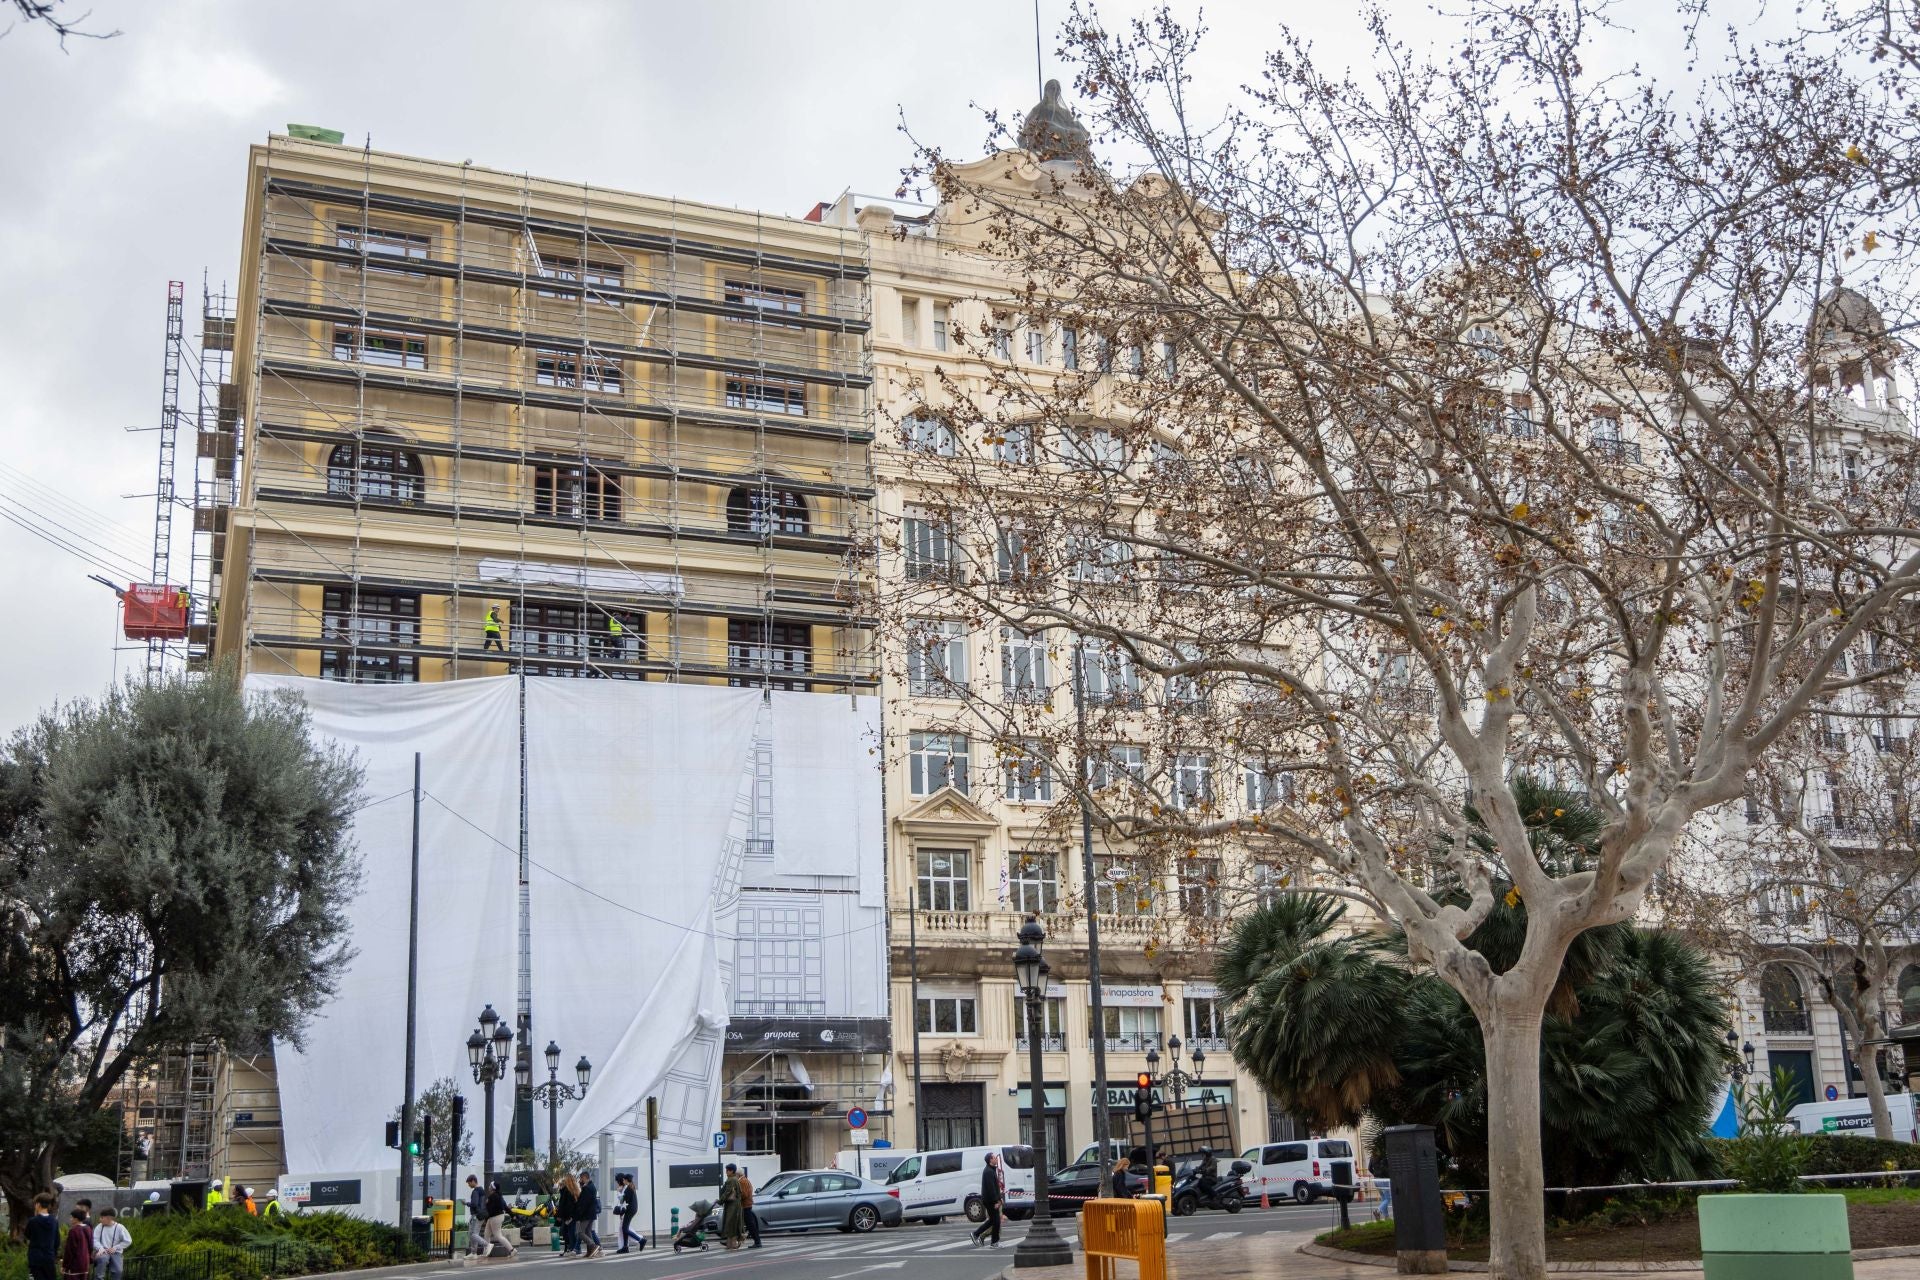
left=0, top=0, right=1739, bottom=734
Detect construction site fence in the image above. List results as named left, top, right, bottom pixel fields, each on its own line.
left=122, top=1235, right=441, bottom=1280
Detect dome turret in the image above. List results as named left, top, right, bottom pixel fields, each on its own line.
left=1018, top=79, right=1090, bottom=162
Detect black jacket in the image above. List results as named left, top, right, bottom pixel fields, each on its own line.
left=576, top=1181, right=599, bottom=1221
left=468, top=1186, right=487, bottom=1221
left=557, top=1187, right=578, bottom=1220
left=485, top=1188, right=508, bottom=1219
left=25, top=1213, right=57, bottom=1265
left=618, top=1185, right=637, bottom=1216
left=979, top=1163, right=1003, bottom=1206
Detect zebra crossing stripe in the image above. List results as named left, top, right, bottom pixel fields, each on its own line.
left=1203, top=1231, right=1241, bottom=1241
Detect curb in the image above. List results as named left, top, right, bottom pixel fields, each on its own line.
left=1298, top=1240, right=1920, bottom=1272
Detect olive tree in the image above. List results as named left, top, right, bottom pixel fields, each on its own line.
left=871, top=2, right=1920, bottom=1274
left=0, top=670, right=361, bottom=1232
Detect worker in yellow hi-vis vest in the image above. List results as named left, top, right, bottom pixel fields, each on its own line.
left=605, top=612, right=626, bottom=660
left=483, top=605, right=505, bottom=653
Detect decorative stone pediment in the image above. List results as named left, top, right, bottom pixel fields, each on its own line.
left=894, top=786, right=999, bottom=838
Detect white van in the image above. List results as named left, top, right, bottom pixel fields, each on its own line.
left=883, top=1145, right=1036, bottom=1223
left=1238, top=1138, right=1358, bottom=1204
left=1787, top=1095, right=1920, bottom=1144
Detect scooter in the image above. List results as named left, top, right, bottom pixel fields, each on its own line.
left=506, top=1195, right=552, bottom=1243
left=1169, top=1160, right=1250, bottom=1216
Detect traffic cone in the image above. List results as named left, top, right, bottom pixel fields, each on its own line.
left=1259, top=1190, right=1270, bottom=1210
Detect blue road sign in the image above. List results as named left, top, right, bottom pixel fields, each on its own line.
left=713, top=1132, right=727, bottom=1149
left=847, top=1108, right=868, bottom=1129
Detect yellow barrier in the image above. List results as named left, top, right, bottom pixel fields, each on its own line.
left=1081, top=1197, right=1168, bottom=1280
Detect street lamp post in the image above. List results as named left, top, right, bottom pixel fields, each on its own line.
left=1726, top=1029, right=1757, bottom=1085
left=468, top=1004, right=516, bottom=1183
left=526, top=1041, right=592, bottom=1165
left=1012, top=917, right=1073, bottom=1268
left=1158, top=1035, right=1205, bottom=1106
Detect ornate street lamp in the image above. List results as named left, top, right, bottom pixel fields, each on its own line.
left=529, top=1039, right=592, bottom=1163
left=1012, top=917, right=1072, bottom=1268
left=469, top=1004, right=515, bottom=1182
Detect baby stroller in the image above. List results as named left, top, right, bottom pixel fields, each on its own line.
left=672, top=1200, right=713, bottom=1253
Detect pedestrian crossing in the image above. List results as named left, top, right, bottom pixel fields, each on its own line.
left=546, top=1220, right=1275, bottom=1266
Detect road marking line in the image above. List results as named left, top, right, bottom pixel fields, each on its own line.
left=912, top=1240, right=977, bottom=1252
left=1202, top=1231, right=1241, bottom=1240
left=827, top=1263, right=906, bottom=1279
left=1164, top=1232, right=1188, bottom=1242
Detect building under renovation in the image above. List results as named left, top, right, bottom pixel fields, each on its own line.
left=174, top=136, right=888, bottom=1193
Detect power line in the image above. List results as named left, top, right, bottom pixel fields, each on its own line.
left=422, top=790, right=885, bottom=945
left=0, top=462, right=150, bottom=564
left=0, top=506, right=145, bottom=583
left=0, top=495, right=149, bottom=582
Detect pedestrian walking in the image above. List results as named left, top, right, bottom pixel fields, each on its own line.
left=465, top=1176, right=488, bottom=1255
left=613, top=1173, right=645, bottom=1253
left=717, top=1165, right=746, bottom=1251
left=576, top=1170, right=602, bottom=1258
left=26, top=1193, right=59, bottom=1280
left=484, top=606, right=505, bottom=652
left=970, top=1152, right=1004, bottom=1248
left=556, top=1174, right=581, bottom=1257
left=1111, top=1158, right=1134, bottom=1198
left=481, top=1181, right=515, bottom=1258
left=1370, top=1153, right=1393, bottom=1221
left=90, top=1209, right=129, bottom=1280
left=738, top=1170, right=761, bottom=1249
left=61, top=1208, right=93, bottom=1280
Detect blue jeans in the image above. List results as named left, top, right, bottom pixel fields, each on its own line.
left=1375, top=1181, right=1393, bottom=1219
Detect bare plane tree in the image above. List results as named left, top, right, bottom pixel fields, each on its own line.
left=868, top=2, right=1920, bottom=1275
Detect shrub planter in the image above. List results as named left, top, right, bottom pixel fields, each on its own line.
left=1698, top=1193, right=1851, bottom=1279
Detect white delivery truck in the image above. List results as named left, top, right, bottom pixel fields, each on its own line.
left=1786, top=1094, right=1919, bottom=1144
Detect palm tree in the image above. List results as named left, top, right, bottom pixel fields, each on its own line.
left=1218, top=780, right=1732, bottom=1185
left=1213, top=892, right=1411, bottom=1127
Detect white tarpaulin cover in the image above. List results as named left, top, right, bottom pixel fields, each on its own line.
left=250, top=673, right=870, bottom=1180
left=769, top=691, right=881, bottom=891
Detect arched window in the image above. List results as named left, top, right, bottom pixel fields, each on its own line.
left=1761, top=965, right=1810, bottom=1035
left=327, top=440, right=424, bottom=504
left=1899, top=963, right=1920, bottom=1023
left=726, top=486, right=809, bottom=536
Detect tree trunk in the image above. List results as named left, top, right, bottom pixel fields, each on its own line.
left=3, top=1147, right=56, bottom=1243
left=1842, top=1001, right=1895, bottom=1141
left=1480, top=992, right=1550, bottom=1280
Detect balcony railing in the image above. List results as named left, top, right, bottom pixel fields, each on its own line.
left=1763, top=1007, right=1812, bottom=1034
left=1015, top=1035, right=1067, bottom=1053
left=1097, top=1033, right=1164, bottom=1054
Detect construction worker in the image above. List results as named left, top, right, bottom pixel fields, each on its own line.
left=241, top=1188, right=257, bottom=1216
left=205, top=1183, right=224, bottom=1211
left=605, top=611, right=625, bottom=659
left=483, top=605, right=505, bottom=652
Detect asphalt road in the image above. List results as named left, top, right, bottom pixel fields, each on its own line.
left=455, top=1200, right=1354, bottom=1280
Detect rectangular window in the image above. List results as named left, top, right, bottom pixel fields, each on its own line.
left=320, top=588, right=419, bottom=683
left=1185, top=996, right=1226, bottom=1047
left=1165, top=644, right=1205, bottom=710
left=1026, top=327, right=1050, bottom=365
left=725, top=373, right=807, bottom=416
left=1125, top=343, right=1144, bottom=376
left=1173, top=753, right=1213, bottom=810
left=1014, top=994, right=1067, bottom=1049
left=916, top=849, right=971, bottom=911
left=1505, top=393, right=1537, bottom=439
left=907, top=619, right=967, bottom=696
left=909, top=732, right=970, bottom=795
left=1002, top=740, right=1053, bottom=803
left=1061, top=327, right=1079, bottom=371
left=534, top=253, right=624, bottom=302
left=334, top=223, right=429, bottom=273
left=1093, top=855, right=1152, bottom=916
left=995, top=526, right=1037, bottom=584
left=1100, top=1005, right=1161, bottom=1050
left=1009, top=852, right=1060, bottom=914
left=332, top=325, right=427, bottom=371
left=532, top=464, right=623, bottom=522
left=1082, top=640, right=1141, bottom=705
left=517, top=600, right=585, bottom=659
left=1061, top=428, right=1126, bottom=471
left=1000, top=628, right=1050, bottom=702
left=1087, top=744, right=1145, bottom=791
left=901, top=414, right=956, bottom=456
left=726, top=619, right=812, bottom=690
left=1245, top=760, right=1289, bottom=811
left=901, top=297, right=920, bottom=346
left=933, top=302, right=950, bottom=351
left=993, top=420, right=1036, bottom=465
left=915, top=994, right=978, bottom=1034
left=1179, top=857, right=1223, bottom=916
left=534, top=347, right=624, bottom=393
left=903, top=508, right=954, bottom=582
left=1161, top=339, right=1178, bottom=378
left=1067, top=530, right=1131, bottom=586
left=992, top=324, right=1013, bottom=361
left=724, top=279, right=807, bottom=327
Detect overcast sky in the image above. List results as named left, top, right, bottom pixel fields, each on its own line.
left=0, top=0, right=1745, bottom=734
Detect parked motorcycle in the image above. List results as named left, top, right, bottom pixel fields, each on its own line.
left=1169, top=1159, right=1249, bottom=1216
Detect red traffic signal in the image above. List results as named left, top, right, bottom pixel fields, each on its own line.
left=1135, top=1071, right=1152, bottom=1089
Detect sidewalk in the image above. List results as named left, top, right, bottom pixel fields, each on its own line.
left=999, top=1227, right=1920, bottom=1277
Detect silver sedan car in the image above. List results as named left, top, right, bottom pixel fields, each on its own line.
left=702, top=1171, right=904, bottom=1235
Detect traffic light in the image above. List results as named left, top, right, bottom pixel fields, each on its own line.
left=646, top=1095, right=660, bottom=1142
left=1133, top=1071, right=1153, bottom=1120
left=385, top=1120, right=401, bottom=1150
left=419, top=1114, right=433, bottom=1159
